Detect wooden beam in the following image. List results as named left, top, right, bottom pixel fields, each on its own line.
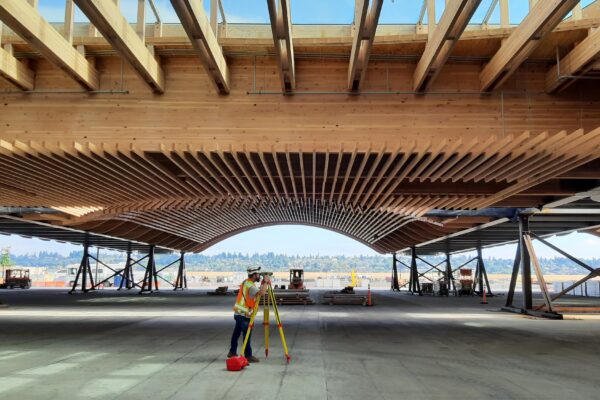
left=63, top=0, right=75, bottom=44
left=170, top=0, right=230, bottom=94
left=0, top=44, right=34, bottom=90
left=414, top=0, right=482, bottom=92
left=500, top=0, right=509, bottom=28
left=73, top=0, right=164, bottom=93
left=137, top=0, right=146, bottom=41
left=547, top=27, right=600, bottom=93
left=0, top=0, right=98, bottom=90
left=348, top=0, right=383, bottom=92
left=267, top=0, right=295, bottom=93
left=428, top=0, right=436, bottom=37
left=210, top=0, right=218, bottom=35
left=480, top=0, right=580, bottom=92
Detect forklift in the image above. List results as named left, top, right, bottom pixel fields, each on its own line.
left=0, top=269, right=32, bottom=289
left=288, top=268, right=305, bottom=290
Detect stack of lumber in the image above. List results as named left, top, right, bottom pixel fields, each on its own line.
left=207, top=286, right=234, bottom=296
left=272, top=289, right=314, bottom=305
left=322, top=290, right=368, bottom=306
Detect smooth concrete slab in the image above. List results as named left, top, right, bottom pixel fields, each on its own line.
left=0, top=288, right=599, bottom=400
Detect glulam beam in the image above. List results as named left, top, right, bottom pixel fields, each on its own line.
left=73, top=0, right=165, bottom=94
left=480, top=0, right=580, bottom=92
left=171, top=0, right=230, bottom=94
left=0, top=0, right=98, bottom=90
left=546, top=27, right=600, bottom=93
left=348, top=0, right=383, bottom=92
left=0, top=41, right=34, bottom=90
left=414, top=0, right=481, bottom=92
left=267, top=0, right=295, bottom=93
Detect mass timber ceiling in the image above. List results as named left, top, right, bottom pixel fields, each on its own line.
left=0, top=0, right=599, bottom=94
left=0, top=130, right=599, bottom=253
left=1, top=1, right=600, bottom=253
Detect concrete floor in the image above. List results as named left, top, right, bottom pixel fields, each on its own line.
left=0, top=289, right=599, bottom=400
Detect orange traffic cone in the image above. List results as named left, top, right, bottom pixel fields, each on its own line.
left=367, top=284, right=373, bottom=306
left=480, top=285, right=488, bottom=304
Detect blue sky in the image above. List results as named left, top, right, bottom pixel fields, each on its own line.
left=37, top=0, right=597, bottom=25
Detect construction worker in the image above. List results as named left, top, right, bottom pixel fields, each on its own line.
left=227, top=266, right=270, bottom=362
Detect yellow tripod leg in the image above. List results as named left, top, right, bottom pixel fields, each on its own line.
left=268, top=284, right=291, bottom=363
left=240, top=294, right=261, bottom=358
left=263, top=292, right=270, bottom=357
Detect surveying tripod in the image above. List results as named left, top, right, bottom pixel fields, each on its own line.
left=240, top=280, right=291, bottom=363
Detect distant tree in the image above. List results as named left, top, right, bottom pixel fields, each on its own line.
left=0, top=247, right=13, bottom=267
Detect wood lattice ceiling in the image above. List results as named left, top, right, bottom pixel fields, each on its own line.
left=0, top=128, right=599, bottom=253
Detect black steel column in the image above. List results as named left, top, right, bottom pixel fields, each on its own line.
left=519, top=215, right=533, bottom=310
left=174, top=252, right=187, bottom=291
left=391, top=253, right=400, bottom=291
left=505, top=242, right=521, bottom=307
left=140, top=245, right=157, bottom=294
left=474, top=246, right=493, bottom=296
left=69, top=235, right=94, bottom=294
left=410, top=246, right=421, bottom=295
left=445, top=252, right=456, bottom=295
left=475, top=247, right=484, bottom=294
left=118, top=245, right=134, bottom=290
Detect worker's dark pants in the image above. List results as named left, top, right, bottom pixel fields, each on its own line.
left=229, top=314, right=252, bottom=357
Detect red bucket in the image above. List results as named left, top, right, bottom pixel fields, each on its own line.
left=226, top=356, right=248, bottom=371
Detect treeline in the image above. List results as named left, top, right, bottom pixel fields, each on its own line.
left=6, top=251, right=600, bottom=274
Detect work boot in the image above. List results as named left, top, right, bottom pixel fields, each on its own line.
left=246, top=356, right=260, bottom=363
left=227, top=352, right=237, bottom=358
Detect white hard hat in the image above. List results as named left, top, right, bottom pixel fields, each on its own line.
left=247, top=266, right=261, bottom=274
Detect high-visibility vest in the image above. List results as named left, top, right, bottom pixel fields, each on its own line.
left=233, top=279, right=257, bottom=316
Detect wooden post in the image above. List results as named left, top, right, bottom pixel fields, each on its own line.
left=572, top=2, right=583, bottom=20
left=64, top=0, right=75, bottom=44
left=352, top=0, right=362, bottom=36
left=427, top=0, right=435, bottom=37
left=211, top=0, right=218, bottom=35
left=137, top=0, right=146, bottom=41
left=500, top=0, right=509, bottom=27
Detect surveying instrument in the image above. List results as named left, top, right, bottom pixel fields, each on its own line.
left=241, top=272, right=291, bottom=364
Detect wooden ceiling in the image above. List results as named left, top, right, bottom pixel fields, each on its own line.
left=0, top=1, right=600, bottom=253
left=0, top=132, right=599, bottom=253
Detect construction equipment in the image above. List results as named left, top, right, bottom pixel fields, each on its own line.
left=0, top=269, right=31, bottom=289
left=288, top=268, right=305, bottom=290
left=350, top=269, right=358, bottom=287
left=458, top=268, right=474, bottom=296
left=421, top=282, right=434, bottom=295
left=227, top=276, right=291, bottom=371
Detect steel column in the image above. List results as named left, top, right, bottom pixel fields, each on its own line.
left=445, top=252, right=456, bottom=295
left=474, top=246, right=493, bottom=296
left=505, top=242, right=521, bottom=307
left=173, top=251, right=187, bottom=290
left=139, top=245, right=157, bottom=294
left=391, top=252, right=400, bottom=291
left=519, top=215, right=533, bottom=310
left=69, top=235, right=95, bottom=294
left=118, top=245, right=135, bottom=290
left=409, top=246, right=422, bottom=295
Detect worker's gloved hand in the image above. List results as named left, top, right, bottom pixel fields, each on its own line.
left=262, top=275, right=271, bottom=284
